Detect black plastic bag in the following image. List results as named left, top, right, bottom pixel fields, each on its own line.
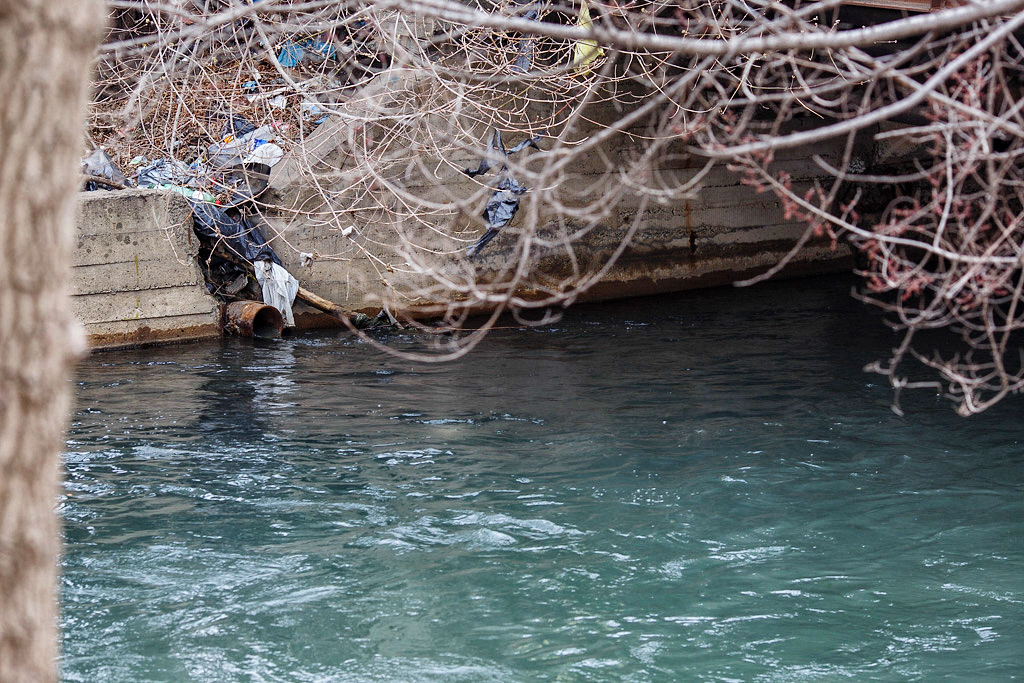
left=189, top=200, right=281, bottom=265
left=466, top=176, right=528, bottom=257
left=463, top=130, right=540, bottom=178
left=512, top=6, right=540, bottom=73
left=462, top=129, right=541, bottom=257
left=221, top=114, right=257, bottom=140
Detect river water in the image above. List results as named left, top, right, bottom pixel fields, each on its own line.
left=61, top=275, right=1024, bottom=682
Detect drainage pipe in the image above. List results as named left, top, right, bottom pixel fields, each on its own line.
left=222, top=300, right=284, bottom=338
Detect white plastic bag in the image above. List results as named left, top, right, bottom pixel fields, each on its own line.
left=254, top=259, right=299, bottom=327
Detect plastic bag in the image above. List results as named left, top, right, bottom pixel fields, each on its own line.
left=254, top=259, right=299, bottom=327
left=136, top=158, right=193, bottom=188
left=462, top=129, right=541, bottom=257
left=207, top=124, right=276, bottom=169
left=189, top=200, right=280, bottom=264
left=82, top=148, right=128, bottom=190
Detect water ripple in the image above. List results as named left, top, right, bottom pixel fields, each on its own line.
left=61, top=276, right=1024, bottom=681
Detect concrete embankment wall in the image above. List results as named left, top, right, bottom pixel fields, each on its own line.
left=259, top=86, right=856, bottom=316
left=73, top=190, right=221, bottom=349
left=73, top=171, right=853, bottom=350
left=72, top=105, right=857, bottom=350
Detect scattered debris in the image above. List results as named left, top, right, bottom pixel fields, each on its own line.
left=160, top=185, right=216, bottom=202
left=300, top=101, right=329, bottom=125
left=217, top=163, right=272, bottom=208
left=81, top=43, right=405, bottom=333
left=219, top=114, right=257, bottom=139
left=469, top=176, right=528, bottom=257
left=244, top=141, right=284, bottom=167
left=207, top=121, right=276, bottom=169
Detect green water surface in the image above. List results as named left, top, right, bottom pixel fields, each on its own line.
left=62, top=276, right=1024, bottom=681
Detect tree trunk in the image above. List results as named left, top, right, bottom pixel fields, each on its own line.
left=0, top=1, right=101, bottom=680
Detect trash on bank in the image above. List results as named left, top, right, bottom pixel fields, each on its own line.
left=136, top=157, right=193, bottom=188
left=207, top=122, right=277, bottom=169
left=84, top=99, right=382, bottom=332
left=220, top=114, right=257, bottom=139
left=160, top=184, right=217, bottom=202
left=190, top=200, right=279, bottom=264
left=244, top=141, right=284, bottom=167
left=300, top=101, right=329, bottom=125
left=82, top=148, right=128, bottom=190
left=215, top=163, right=272, bottom=208
left=468, top=176, right=528, bottom=257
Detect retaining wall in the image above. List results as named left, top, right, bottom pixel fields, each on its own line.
left=73, top=189, right=221, bottom=349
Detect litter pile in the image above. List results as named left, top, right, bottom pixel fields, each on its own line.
left=82, top=106, right=310, bottom=325
left=82, top=0, right=412, bottom=333
left=84, top=111, right=285, bottom=201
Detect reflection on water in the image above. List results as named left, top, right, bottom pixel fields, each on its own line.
left=62, top=276, right=1024, bottom=681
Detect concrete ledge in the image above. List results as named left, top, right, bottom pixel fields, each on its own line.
left=73, top=189, right=221, bottom=350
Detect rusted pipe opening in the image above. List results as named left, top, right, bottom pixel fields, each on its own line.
left=223, top=300, right=285, bottom=338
